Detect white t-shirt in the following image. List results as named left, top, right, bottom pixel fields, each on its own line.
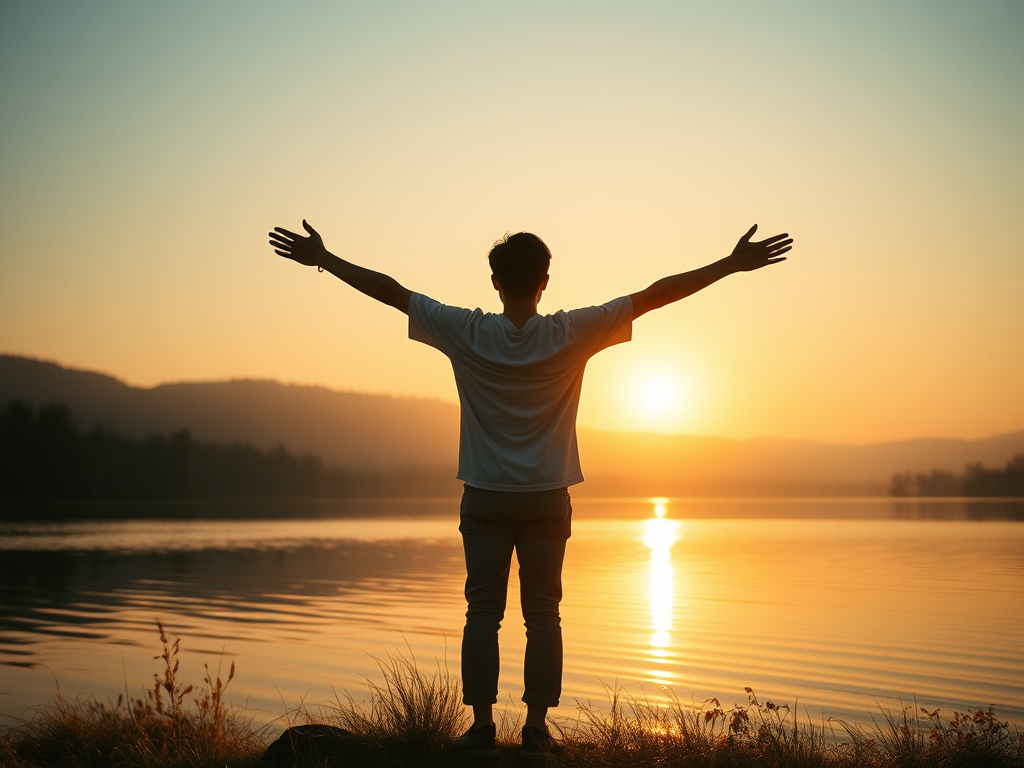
left=408, top=292, right=633, bottom=492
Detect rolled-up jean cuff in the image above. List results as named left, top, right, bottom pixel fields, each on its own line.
left=522, top=693, right=560, bottom=707
left=462, top=693, right=498, bottom=705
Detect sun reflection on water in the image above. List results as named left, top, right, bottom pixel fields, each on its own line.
left=642, top=498, right=682, bottom=685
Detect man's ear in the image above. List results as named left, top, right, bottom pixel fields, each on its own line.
left=540, top=274, right=550, bottom=291
left=491, top=274, right=501, bottom=291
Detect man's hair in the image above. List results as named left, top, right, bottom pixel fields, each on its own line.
left=488, top=232, right=551, bottom=299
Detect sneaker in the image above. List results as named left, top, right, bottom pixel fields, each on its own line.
left=450, top=722, right=497, bottom=758
left=519, top=725, right=563, bottom=759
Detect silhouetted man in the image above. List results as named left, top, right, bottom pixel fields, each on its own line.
left=268, top=222, right=792, bottom=757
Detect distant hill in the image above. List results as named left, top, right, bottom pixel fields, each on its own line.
left=576, top=430, right=1024, bottom=496
left=0, top=354, right=459, bottom=471
left=3, top=353, right=1023, bottom=496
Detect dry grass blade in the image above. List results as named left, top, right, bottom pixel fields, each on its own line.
left=0, top=620, right=264, bottom=768
left=3, top=635, right=1023, bottom=768
left=324, top=648, right=467, bottom=763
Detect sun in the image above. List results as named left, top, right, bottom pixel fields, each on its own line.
left=640, top=379, right=675, bottom=412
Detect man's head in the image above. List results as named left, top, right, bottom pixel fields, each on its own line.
left=488, top=232, right=551, bottom=300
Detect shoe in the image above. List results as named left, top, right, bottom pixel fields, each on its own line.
left=519, top=725, right=563, bottom=759
left=450, top=722, right=497, bottom=758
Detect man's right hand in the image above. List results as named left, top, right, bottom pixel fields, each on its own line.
left=630, top=224, right=794, bottom=319
left=269, top=220, right=328, bottom=268
left=724, top=224, right=793, bottom=272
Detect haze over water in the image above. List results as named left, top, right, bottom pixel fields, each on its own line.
left=2, top=498, right=1021, bottom=733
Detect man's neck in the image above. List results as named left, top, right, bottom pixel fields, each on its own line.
left=501, top=298, right=539, bottom=329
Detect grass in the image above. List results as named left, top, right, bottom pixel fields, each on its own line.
left=318, top=650, right=469, bottom=765
left=2, top=623, right=1022, bottom=767
left=0, top=621, right=264, bottom=768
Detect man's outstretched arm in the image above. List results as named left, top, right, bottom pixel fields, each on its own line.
left=269, top=220, right=412, bottom=314
left=629, top=225, right=793, bottom=319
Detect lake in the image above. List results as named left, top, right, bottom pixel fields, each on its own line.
left=1, top=497, right=1022, bottom=734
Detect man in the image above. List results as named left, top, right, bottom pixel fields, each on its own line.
left=268, top=221, right=792, bottom=757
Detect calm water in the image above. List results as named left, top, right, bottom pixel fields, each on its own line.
left=1, top=498, right=1022, bottom=733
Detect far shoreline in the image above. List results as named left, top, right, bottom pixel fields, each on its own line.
left=2, top=495, right=1023, bottom=522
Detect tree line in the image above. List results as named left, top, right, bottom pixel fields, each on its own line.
left=889, top=455, right=1024, bottom=497
left=0, top=401, right=456, bottom=501
left=5, top=400, right=1020, bottom=503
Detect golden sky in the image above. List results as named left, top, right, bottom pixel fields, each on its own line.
left=1, top=1, right=1021, bottom=443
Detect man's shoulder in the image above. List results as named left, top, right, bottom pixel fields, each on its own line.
left=411, top=292, right=480, bottom=319
left=409, top=293, right=481, bottom=349
left=564, top=295, right=632, bottom=314
left=562, top=296, right=633, bottom=350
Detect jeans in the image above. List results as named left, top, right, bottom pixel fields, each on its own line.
left=459, top=484, right=572, bottom=708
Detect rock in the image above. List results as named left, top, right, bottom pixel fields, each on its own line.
left=263, top=724, right=363, bottom=767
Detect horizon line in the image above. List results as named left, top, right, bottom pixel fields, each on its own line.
left=3, top=351, right=1023, bottom=447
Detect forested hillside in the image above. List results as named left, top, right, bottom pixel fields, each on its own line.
left=0, top=401, right=458, bottom=507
